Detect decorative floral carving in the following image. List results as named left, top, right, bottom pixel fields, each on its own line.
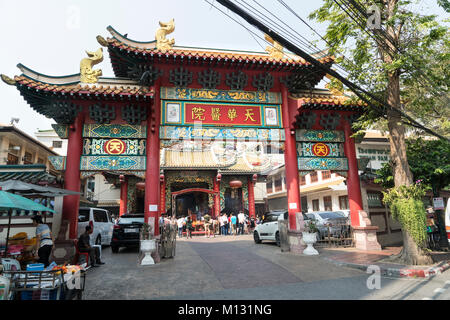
left=197, top=69, right=221, bottom=89
left=225, top=71, right=248, bottom=90
left=169, top=67, right=193, bottom=87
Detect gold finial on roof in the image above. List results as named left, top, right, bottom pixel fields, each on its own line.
left=80, top=48, right=103, bottom=84
left=1, top=74, right=16, bottom=86
left=96, top=35, right=108, bottom=47
left=264, top=34, right=284, bottom=59
left=155, top=19, right=175, bottom=52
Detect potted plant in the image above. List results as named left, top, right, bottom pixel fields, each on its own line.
left=140, top=223, right=156, bottom=265
left=302, top=220, right=319, bottom=255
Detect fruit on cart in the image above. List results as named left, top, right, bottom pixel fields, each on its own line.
left=52, top=263, right=68, bottom=274
left=65, top=265, right=82, bottom=274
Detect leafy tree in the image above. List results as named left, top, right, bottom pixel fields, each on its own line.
left=376, top=138, right=450, bottom=248
left=310, top=0, right=449, bottom=264
left=437, top=0, right=450, bottom=13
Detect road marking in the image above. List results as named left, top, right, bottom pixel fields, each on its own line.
left=422, top=297, right=432, bottom=300
left=433, top=288, right=446, bottom=293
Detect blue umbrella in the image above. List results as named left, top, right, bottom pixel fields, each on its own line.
left=0, top=190, right=55, bottom=257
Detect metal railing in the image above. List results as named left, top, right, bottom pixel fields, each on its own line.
left=314, top=223, right=354, bottom=248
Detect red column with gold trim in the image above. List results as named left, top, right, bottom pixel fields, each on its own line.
left=144, top=85, right=161, bottom=235
left=213, top=174, right=220, bottom=219
left=281, top=86, right=301, bottom=230
left=343, top=119, right=363, bottom=227
left=62, top=114, right=84, bottom=239
left=119, top=176, right=128, bottom=216
left=247, top=176, right=256, bottom=219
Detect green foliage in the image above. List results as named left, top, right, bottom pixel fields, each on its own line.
left=140, top=223, right=153, bottom=240
left=304, top=219, right=318, bottom=233
left=383, top=183, right=428, bottom=247
left=375, top=137, right=450, bottom=191
left=374, top=162, right=395, bottom=189
left=309, top=0, right=450, bottom=137
left=406, top=138, right=450, bottom=192
left=437, top=0, right=450, bottom=13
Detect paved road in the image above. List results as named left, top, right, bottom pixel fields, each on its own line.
left=83, top=235, right=450, bottom=300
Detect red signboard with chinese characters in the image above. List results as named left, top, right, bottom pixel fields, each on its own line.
left=184, top=103, right=262, bottom=126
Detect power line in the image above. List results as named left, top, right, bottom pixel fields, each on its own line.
left=204, top=0, right=334, bottom=87
left=337, top=0, right=450, bottom=103
left=212, top=0, right=449, bottom=141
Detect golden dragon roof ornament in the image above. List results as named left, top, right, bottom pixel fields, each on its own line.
left=1, top=74, right=16, bottom=85
left=155, top=19, right=175, bottom=52
left=264, top=34, right=284, bottom=59
left=80, top=48, right=103, bottom=83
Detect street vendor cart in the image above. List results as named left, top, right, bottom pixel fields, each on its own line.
left=2, top=267, right=86, bottom=300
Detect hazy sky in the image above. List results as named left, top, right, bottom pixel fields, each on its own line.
left=0, top=0, right=446, bottom=137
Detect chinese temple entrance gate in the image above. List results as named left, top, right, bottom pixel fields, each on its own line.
left=1, top=21, right=381, bottom=251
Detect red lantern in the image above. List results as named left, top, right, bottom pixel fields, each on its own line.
left=136, top=182, right=145, bottom=190
left=119, top=175, right=125, bottom=183
left=216, top=173, right=222, bottom=182
left=229, top=180, right=242, bottom=188
left=252, top=174, right=257, bottom=182
left=160, top=174, right=165, bottom=182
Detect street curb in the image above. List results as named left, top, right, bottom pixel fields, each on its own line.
left=321, top=256, right=450, bottom=279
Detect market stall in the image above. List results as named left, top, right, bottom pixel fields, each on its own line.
left=0, top=188, right=87, bottom=300
left=1, top=264, right=86, bottom=300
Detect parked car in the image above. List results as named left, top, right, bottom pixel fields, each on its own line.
left=335, top=210, right=350, bottom=218
left=254, top=210, right=310, bottom=246
left=305, top=211, right=349, bottom=240
left=78, top=207, right=114, bottom=246
left=111, top=214, right=145, bottom=253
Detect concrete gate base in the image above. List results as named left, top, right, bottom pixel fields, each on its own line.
left=353, top=210, right=382, bottom=251
left=353, top=227, right=382, bottom=251
left=288, top=230, right=305, bottom=254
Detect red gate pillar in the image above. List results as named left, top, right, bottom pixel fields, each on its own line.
left=247, top=176, right=256, bottom=219
left=144, top=85, right=161, bottom=235
left=119, top=176, right=128, bottom=216
left=343, top=119, right=363, bottom=227
left=62, top=114, right=84, bottom=239
left=281, top=86, right=301, bottom=231
left=213, top=174, right=221, bottom=219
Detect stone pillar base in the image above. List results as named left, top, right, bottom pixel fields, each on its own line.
left=287, top=230, right=305, bottom=254
left=51, top=219, right=76, bottom=264
left=353, top=226, right=382, bottom=251
left=51, top=240, right=76, bottom=264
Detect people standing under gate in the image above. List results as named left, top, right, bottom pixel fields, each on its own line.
left=249, top=217, right=256, bottom=233
left=221, top=213, right=228, bottom=236
left=211, top=218, right=217, bottom=237
left=186, top=216, right=194, bottom=239
left=238, top=211, right=246, bottom=235
left=203, top=213, right=212, bottom=238
left=177, top=216, right=185, bottom=238
left=230, top=213, right=237, bottom=236
left=244, top=215, right=249, bottom=234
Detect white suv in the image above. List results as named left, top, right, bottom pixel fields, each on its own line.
left=254, top=210, right=310, bottom=246
left=253, top=211, right=288, bottom=246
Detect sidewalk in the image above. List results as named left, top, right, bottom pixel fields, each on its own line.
left=318, top=246, right=450, bottom=278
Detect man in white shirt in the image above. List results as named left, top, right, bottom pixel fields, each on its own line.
left=238, top=211, right=246, bottom=235
left=177, top=216, right=185, bottom=238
